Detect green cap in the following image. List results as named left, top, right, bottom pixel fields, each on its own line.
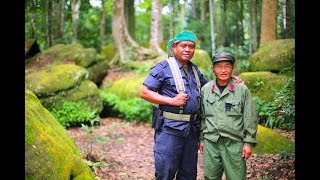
left=212, top=51, right=235, bottom=64
left=166, top=31, right=197, bottom=56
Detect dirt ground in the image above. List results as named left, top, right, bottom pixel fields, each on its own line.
left=66, top=117, right=295, bottom=180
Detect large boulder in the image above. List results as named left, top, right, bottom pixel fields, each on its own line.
left=254, top=125, right=294, bottom=154
left=25, top=64, right=89, bottom=97
left=25, top=89, right=95, bottom=179
left=239, top=71, right=289, bottom=102
left=249, top=39, right=295, bottom=73
left=25, top=43, right=109, bottom=85
left=25, top=64, right=103, bottom=127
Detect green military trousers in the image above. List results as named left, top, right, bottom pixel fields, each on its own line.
left=203, top=136, right=246, bottom=180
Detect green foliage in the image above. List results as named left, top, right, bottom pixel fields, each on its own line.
left=252, top=78, right=265, bottom=92
left=100, top=92, right=153, bottom=123
left=215, top=44, right=250, bottom=61
left=253, top=78, right=295, bottom=130
left=50, top=101, right=100, bottom=128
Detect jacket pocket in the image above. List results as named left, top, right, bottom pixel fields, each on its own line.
left=225, top=100, right=242, bottom=116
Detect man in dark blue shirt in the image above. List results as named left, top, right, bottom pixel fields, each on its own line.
left=140, top=31, right=206, bottom=180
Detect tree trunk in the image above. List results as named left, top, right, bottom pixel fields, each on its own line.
left=30, top=0, right=37, bottom=39
left=60, top=0, right=65, bottom=39
left=209, top=0, right=216, bottom=55
left=199, top=0, right=207, bottom=46
left=72, top=0, right=81, bottom=43
left=249, top=0, right=258, bottom=54
left=260, top=0, right=278, bottom=44
left=45, top=0, right=52, bottom=47
left=236, top=0, right=245, bottom=45
left=200, top=0, right=207, bottom=27
left=169, top=0, right=174, bottom=39
left=51, top=1, right=64, bottom=44
left=285, top=0, right=290, bottom=38
left=111, top=0, right=157, bottom=65
left=100, top=0, right=106, bottom=51
left=218, top=0, right=226, bottom=47
left=150, top=0, right=165, bottom=54
left=125, top=0, right=135, bottom=39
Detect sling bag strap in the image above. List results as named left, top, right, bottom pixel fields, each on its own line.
left=166, top=57, right=201, bottom=114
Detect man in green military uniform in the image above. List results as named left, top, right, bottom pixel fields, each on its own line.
left=198, top=51, right=258, bottom=180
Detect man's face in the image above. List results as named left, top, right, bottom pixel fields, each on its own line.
left=212, top=61, right=233, bottom=81
left=172, top=41, right=195, bottom=62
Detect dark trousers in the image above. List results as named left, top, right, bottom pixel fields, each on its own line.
left=154, top=130, right=198, bottom=180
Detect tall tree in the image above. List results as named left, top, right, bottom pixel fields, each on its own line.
left=249, top=0, right=258, bottom=53
left=111, top=0, right=157, bottom=65
left=150, top=0, right=165, bottom=54
left=284, top=0, right=293, bottom=38
left=100, top=0, right=106, bottom=51
left=125, top=0, right=135, bottom=39
left=235, top=0, right=245, bottom=45
left=168, top=0, right=174, bottom=39
left=45, top=0, right=53, bottom=47
left=217, top=0, right=226, bottom=47
left=71, top=0, right=81, bottom=43
left=209, top=0, right=216, bottom=55
left=51, top=1, right=64, bottom=44
left=260, top=0, right=278, bottom=44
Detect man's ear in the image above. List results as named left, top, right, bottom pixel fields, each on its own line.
left=172, top=42, right=177, bottom=48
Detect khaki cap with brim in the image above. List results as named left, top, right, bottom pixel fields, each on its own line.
left=212, top=51, right=235, bottom=64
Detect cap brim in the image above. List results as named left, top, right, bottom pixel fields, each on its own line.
left=213, top=57, right=233, bottom=62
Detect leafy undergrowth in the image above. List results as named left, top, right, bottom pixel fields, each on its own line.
left=66, top=118, right=295, bottom=180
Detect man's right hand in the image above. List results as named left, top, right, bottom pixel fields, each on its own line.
left=171, top=93, right=188, bottom=106
left=198, top=141, right=204, bottom=154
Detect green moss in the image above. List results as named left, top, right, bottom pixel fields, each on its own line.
left=25, top=89, right=95, bottom=179
left=39, top=80, right=103, bottom=126
left=25, top=64, right=89, bottom=97
left=239, top=71, right=289, bottom=102
left=102, top=74, right=146, bottom=100
left=191, top=49, right=212, bottom=71
left=101, top=44, right=115, bottom=61
left=254, top=125, right=295, bottom=154
left=249, top=39, right=295, bottom=72
left=73, top=47, right=98, bottom=67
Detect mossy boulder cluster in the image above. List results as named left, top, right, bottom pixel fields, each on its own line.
left=25, top=89, right=95, bottom=179
left=25, top=64, right=103, bottom=127
left=25, top=43, right=105, bottom=127
left=239, top=39, right=295, bottom=102
left=26, top=43, right=109, bottom=85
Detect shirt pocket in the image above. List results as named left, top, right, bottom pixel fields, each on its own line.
left=225, top=100, right=242, bottom=116
left=203, top=96, right=216, bottom=116
left=169, top=76, right=189, bottom=92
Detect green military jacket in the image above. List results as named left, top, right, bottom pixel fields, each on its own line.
left=199, top=78, right=258, bottom=147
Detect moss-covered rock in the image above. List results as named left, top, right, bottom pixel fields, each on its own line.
left=25, top=89, right=95, bottom=179
left=249, top=39, right=295, bottom=72
left=254, top=125, right=294, bottom=154
left=102, top=74, right=146, bottom=100
left=40, top=80, right=102, bottom=110
left=25, top=64, right=89, bottom=97
left=191, top=48, right=212, bottom=72
left=101, top=44, right=115, bottom=62
left=86, top=54, right=109, bottom=85
left=239, top=71, right=289, bottom=102
left=25, top=43, right=110, bottom=85
left=39, top=80, right=103, bottom=127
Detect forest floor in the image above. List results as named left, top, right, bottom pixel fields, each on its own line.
left=66, top=117, right=295, bottom=180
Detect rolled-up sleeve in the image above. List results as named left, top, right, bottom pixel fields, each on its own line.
left=143, top=64, right=164, bottom=92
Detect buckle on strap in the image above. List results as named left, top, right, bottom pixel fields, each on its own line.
left=162, top=111, right=197, bottom=122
